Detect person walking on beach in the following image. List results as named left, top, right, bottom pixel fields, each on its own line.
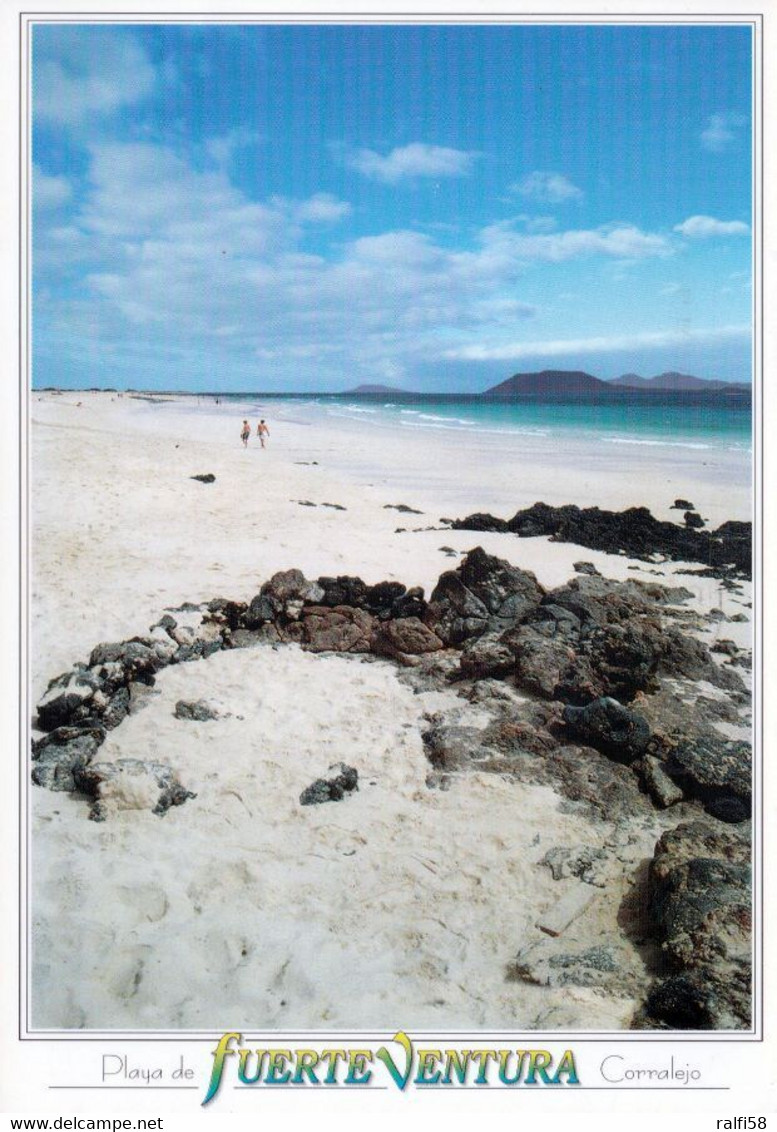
left=240, top=420, right=250, bottom=448
left=257, top=419, right=270, bottom=449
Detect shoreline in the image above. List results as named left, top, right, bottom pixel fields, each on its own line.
left=29, top=391, right=753, bottom=1032
left=31, top=390, right=751, bottom=696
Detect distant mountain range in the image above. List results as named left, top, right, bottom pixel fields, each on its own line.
left=340, top=370, right=750, bottom=400
left=608, top=371, right=749, bottom=392
left=482, top=369, right=749, bottom=399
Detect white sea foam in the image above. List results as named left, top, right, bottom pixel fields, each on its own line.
left=399, top=419, right=550, bottom=437
left=417, top=413, right=476, bottom=425
left=602, top=436, right=713, bottom=451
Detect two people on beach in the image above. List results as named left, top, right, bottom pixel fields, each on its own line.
left=240, top=419, right=270, bottom=448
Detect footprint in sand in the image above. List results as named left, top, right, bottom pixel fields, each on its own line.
left=116, top=882, right=169, bottom=924
left=106, top=944, right=153, bottom=1001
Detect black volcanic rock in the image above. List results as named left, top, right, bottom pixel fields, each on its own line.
left=448, top=511, right=509, bottom=533
left=30, top=551, right=752, bottom=1019
left=366, top=581, right=407, bottom=617
left=562, top=697, right=651, bottom=763
left=663, top=736, right=751, bottom=823
left=451, top=502, right=751, bottom=578
left=457, top=546, right=544, bottom=616
left=424, top=572, right=490, bottom=646
left=316, top=575, right=370, bottom=609
left=31, top=727, right=105, bottom=792
left=424, top=547, right=544, bottom=647
left=174, top=699, right=219, bottom=721
left=639, top=822, right=751, bottom=1030
left=300, top=763, right=359, bottom=805
left=392, top=586, right=427, bottom=620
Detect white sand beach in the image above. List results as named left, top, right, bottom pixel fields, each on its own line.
left=29, top=391, right=753, bottom=1032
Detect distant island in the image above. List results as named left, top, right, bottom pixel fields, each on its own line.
left=483, top=370, right=604, bottom=398
left=339, top=369, right=750, bottom=402
left=482, top=369, right=750, bottom=400
left=608, top=371, right=749, bottom=392
left=343, top=383, right=408, bottom=395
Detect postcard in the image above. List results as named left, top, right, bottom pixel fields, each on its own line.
left=1, top=3, right=773, bottom=1127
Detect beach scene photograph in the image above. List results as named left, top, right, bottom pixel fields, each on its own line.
left=28, top=20, right=755, bottom=1035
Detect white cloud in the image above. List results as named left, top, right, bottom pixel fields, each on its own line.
left=674, top=215, right=749, bottom=238
left=517, top=215, right=557, bottom=234
left=479, top=220, right=670, bottom=263
left=292, top=193, right=352, bottom=224
left=205, top=128, right=261, bottom=166
left=473, top=297, right=536, bottom=321
left=344, top=142, right=476, bottom=183
left=701, top=111, right=747, bottom=152
left=511, top=171, right=583, bottom=203
left=32, top=139, right=696, bottom=387
left=33, top=165, right=72, bottom=209
left=442, top=324, right=751, bottom=362
left=34, top=27, right=156, bottom=125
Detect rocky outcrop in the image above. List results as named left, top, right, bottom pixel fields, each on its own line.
left=422, top=725, right=485, bottom=772
left=31, top=539, right=753, bottom=1031
left=32, top=726, right=105, bottom=792
left=371, top=617, right=443, bottom=664
left=562, top=698, right=651, bottom=764
left=33, top=547, right=749, bottom=830
left=451, top=502, right=751, bottom=578
left=244, top=569, right=325, bottom=626
left=639, top=822, right=751, bottom=1029
left=32, top=539, right=752, bottom=1042
left=301, top=606, right=374, bottom=653
left=463, top=571, right=740, bottom=708
left=424, top=572, right=489, bottom=646
left=458, top=546, right=545, bottom=620
left=423, top=548, right=543, bottom=647
left=663, top=736, right=751, bottom=824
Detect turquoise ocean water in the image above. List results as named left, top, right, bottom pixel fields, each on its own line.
left=212, top=393, right=752, bottom=453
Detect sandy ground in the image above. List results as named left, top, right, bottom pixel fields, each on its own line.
left=29, top=391, right=753, bottom=1032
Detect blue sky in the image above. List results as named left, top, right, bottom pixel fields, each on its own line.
left=32, top=23, right=753, bottom=391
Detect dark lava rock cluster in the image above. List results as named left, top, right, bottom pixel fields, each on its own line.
left=32, top=544, right=752, bottom=1029
left=638, top=822, right=751, bottom=1030
left=450, top=501, right=751, bottom=579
